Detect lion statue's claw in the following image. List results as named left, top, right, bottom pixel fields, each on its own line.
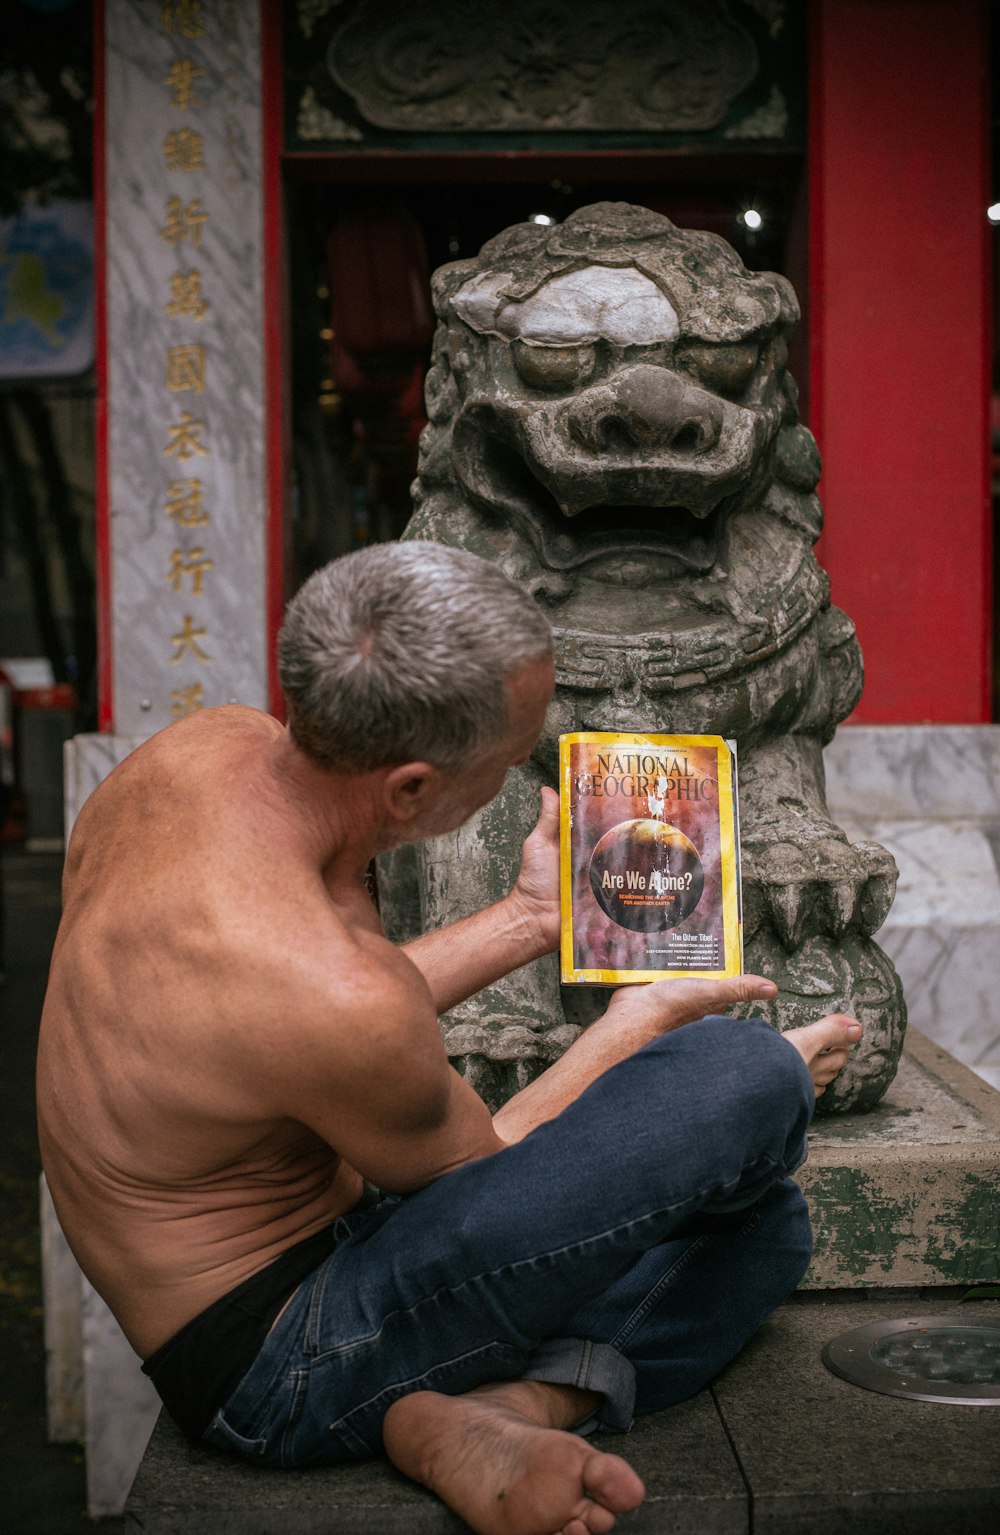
left=743, top=832, right=898, bottom=950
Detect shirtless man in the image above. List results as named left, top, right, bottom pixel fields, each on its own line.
left=38, top=541, right=862, bottom=1535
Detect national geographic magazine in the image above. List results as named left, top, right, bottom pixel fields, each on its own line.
left=559, top=732, right=743, bottom=984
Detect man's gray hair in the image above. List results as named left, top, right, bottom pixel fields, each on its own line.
left=278, top=541, right=553, bottom=773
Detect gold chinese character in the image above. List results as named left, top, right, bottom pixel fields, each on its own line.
left=171, top=682, right=206, bottom=718
left=165, top=59, right=205, bottom=110
left=168, top=546, right=214, bottom=595
left=170, top=614, right=211, bottom=664
left=165, top=478, right=209, bottom=526
left=166, top=270, right=208, bottom=321
left=160, top=195, right=208, bottom=247
left=166, top=343, right=206, bottom=394
left=164, top=411, right=208, bottom=461
left=161, top=0, right=206, bottom=39
left=163, top=127, right=204, bottom=173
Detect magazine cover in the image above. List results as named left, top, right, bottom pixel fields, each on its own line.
left=559, top=732, right=742, bottom=984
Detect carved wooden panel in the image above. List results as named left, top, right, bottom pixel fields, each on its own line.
left=327, top=0, right=758, bottom=134
left=284, top=0, right=804, bottom=152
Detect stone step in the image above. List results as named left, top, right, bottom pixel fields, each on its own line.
left=712, top=1291, right=1000, bottom=1535
left=797, top=1029, right=1000, bottom=1288
left=124, top=1292, right=1000, bottom=1535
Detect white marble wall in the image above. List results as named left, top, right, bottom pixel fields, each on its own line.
left=825, top=725, right=1000, bottom=1091
left=105, top=0, right=268, bottom=735
left=42, top=734, right=162, bottom=1514
left=63, top=731, right=148, bottom=826
left=40, top=1175, right=160, bottom=1517
left=82, top=1278, right=162, bottom=1518
left=40, top=1176, right=84, bottom=1445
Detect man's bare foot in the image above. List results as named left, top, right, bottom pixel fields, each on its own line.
left=383, top=1380, right=645, bottom=1535
left=782, top=1013, right=862, bottom=1095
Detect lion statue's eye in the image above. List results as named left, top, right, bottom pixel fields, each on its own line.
left=682, top=343, right=759, bottom=397
left=511, top=340, right=597, bottom=391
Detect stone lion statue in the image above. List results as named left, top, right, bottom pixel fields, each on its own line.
left=378, top=202, right=905, bottom=1113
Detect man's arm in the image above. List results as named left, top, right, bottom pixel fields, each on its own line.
left=401, top=787, right=560, bottom=1014
left=491, top=974, right=779, bottom=1144
left=277, top=897, right=781, bottom=1195
left=284, top=950, right=778, bottom=1192
left=398, top=791, right=781, bottom=1148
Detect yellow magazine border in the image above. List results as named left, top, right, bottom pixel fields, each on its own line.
left=559, top=731, right=743, bottom=985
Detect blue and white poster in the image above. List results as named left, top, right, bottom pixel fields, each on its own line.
left=0, top=199, right=94, bottom=378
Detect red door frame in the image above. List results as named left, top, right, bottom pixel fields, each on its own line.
left=809, top=0, right=991, bottom=722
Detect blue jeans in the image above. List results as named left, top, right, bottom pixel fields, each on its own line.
left=202, top=1015, right=815, bottom=1467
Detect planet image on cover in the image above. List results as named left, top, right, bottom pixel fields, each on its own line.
left=589, top=819, right=704, bottom=933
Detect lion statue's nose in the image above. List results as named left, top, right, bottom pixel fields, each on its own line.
left=565, top=364, right=724, bottom=457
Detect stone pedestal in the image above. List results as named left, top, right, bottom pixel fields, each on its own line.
left=43, top=734, right=163, bottom=1512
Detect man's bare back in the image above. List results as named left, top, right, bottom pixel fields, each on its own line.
left=37, top=706, right=469, bottom=1356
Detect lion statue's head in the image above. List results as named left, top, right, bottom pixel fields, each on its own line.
left=417, top=201, right=820, bottom=578
left=409, top=202, right=855, bottom=752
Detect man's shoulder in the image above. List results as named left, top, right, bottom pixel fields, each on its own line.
left=233, top=926, right=444, bottom=1125
left=67, top=707, right=280, bottom=864
left=132, top=705, right=282, bottom=778
left=75, top=707, right=275, bottom=818
left=289, top=923, right=435, bottom=1040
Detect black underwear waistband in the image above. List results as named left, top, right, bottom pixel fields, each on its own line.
left=142, top=1223, right=337, bottom=1441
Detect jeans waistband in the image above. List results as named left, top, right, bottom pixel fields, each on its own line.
left=142, top=1223, right=338, bottom=1440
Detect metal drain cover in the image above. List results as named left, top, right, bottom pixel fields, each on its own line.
left=822, top=1315, right=1000, bottom=1404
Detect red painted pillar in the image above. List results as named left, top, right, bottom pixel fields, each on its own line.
left=261, top=0, right=288, bottom=719
left=809, top=0, right=992, bottom=722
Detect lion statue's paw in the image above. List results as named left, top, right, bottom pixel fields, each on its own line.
left=742, top=830, right=898, bottom=950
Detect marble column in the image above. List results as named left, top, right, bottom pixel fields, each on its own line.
left=103, top=0, right=270, bottom=731
left=46, top=0, right=275, bottom=1515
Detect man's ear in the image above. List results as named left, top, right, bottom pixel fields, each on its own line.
left=381, top=761, right=443, bottom=824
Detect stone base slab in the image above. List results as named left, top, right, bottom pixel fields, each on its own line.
left=711, top=1291, right=1000, bottom=1535
left=125, top=1292, right=1000, bottom=1535
left=798, top=1028, right=1000, bottom=1287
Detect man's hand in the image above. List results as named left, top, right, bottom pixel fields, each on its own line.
left=506, top=787, right=561, bottom=954
left=599, top=973, right=779, bottom=1045
left=602, top=980, right=864, bottom=1098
